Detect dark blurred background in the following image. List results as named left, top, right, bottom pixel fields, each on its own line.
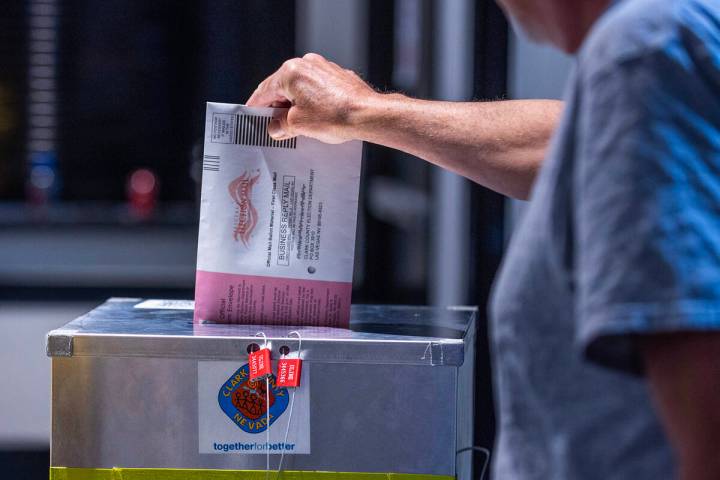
left=0, top=0, right=572, bottom=478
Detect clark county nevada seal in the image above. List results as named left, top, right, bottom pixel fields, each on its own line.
left=217, top=363, right=289, bottom=433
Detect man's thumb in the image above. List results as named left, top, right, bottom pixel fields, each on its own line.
left=268, top=113, right=294, bottom=140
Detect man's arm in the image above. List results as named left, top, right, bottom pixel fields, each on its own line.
left=641, top=334, right=720, bottom=480
left=247, top=53, right=562, bottom=199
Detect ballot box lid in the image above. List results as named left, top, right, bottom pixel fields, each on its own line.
left=46, top=298, right=476, bottom=366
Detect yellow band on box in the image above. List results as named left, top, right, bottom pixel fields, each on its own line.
left=50, top=468, right=454, bottom=480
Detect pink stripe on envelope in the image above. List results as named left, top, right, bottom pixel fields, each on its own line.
left=193, top=270, right=352, bottom=327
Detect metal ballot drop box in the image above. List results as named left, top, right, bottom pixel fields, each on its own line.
left=47, top=298, right=478, bottom=480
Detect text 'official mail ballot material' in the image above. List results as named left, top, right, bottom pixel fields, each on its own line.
left=194, top=103, right=362, bottom=327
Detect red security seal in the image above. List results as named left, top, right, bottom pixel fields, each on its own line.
left=249, top=348, right=271, bottom=380
left=277, top=358, right=302, bottom=387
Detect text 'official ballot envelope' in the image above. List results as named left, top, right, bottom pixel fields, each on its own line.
left=194, top=103, right=362, bottom=327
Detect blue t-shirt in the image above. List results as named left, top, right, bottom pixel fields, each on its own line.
left=490, top=0, right=720, bottom=478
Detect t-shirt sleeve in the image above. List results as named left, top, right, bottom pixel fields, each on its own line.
left=574, top=40, right=720, bottom=375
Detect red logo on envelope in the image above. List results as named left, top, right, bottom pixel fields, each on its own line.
left=229, top=170, right=260, bottom=247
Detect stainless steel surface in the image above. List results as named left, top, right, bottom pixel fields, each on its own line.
left=47, top=298, right=472, bottom=366
left=455, top=311, right=477, bottom=480
left=0, top=301, right=95, bottom=447
left=52, top=358, right=457, bottom=474
left=49, top=299, right=477, bottom=477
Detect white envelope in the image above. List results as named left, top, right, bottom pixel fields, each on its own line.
left=194, top=102, right=362, bottom=327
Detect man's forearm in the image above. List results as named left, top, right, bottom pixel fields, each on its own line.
left=247, top=54, right=562, bottom=199
left=349, top=94, right=563, bottom=199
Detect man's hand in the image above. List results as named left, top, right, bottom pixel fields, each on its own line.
left=247, top=53, right=377, bottom=144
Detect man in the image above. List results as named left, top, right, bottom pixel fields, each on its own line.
left=248, top=0, right=720, bottom=478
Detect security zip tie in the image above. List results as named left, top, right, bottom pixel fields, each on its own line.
left=249, top=332, right=272, bottom=380
left=277, top=338, right=302, bottom=388
left=252, top=332, right=272, bottom=480
left=276, top=331, right=302, bottom=478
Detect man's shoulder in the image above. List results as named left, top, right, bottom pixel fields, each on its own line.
left=579, top=0, right=720, bottom=78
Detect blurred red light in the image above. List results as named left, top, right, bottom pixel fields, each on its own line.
left=129, top=168, right=157, bottom=195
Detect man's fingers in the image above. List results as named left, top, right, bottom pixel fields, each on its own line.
left=270, top=100, right=292, bottom=108
left=302, top=52, right=325, bottom=63
left=246, top=85, right=284, bottom=107
left=246, top=75, right=290, bottom=107
left=247, top=57, right=306, bottom=106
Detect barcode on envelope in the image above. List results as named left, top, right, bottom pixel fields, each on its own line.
left=210, top=112, right=297, bottom=149
left=203, top=154, right=220, bottom=171
left=235, top=114, right=297, bottom=149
